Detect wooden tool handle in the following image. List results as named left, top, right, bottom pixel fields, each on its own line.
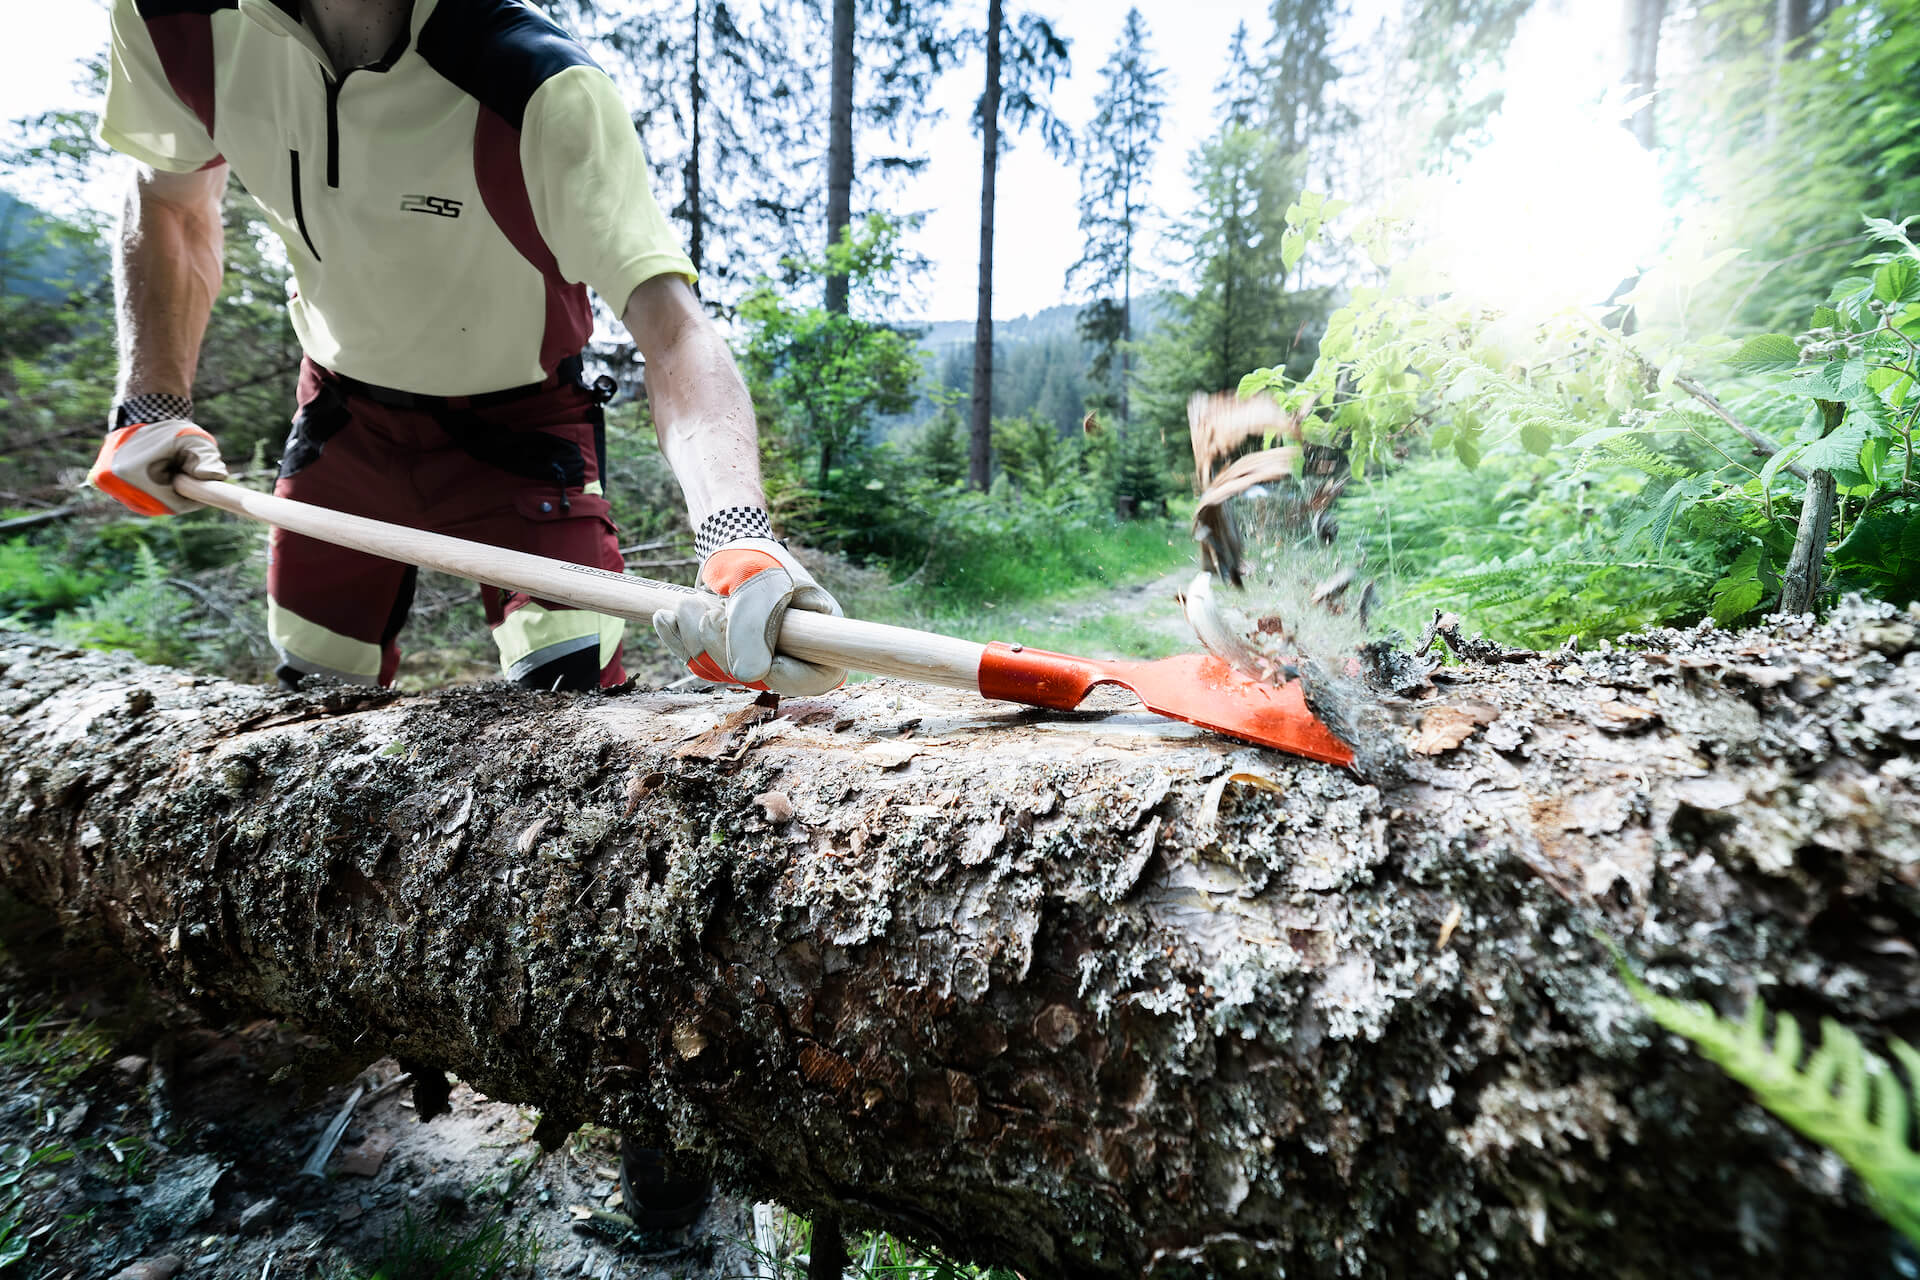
left=177, top=477, right=988, bottom=691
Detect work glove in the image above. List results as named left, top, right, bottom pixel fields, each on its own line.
left=88, top=415, right=228, bottom=517
left=653, top=536, right=847, bottom=696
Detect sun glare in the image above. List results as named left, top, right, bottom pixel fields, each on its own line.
left=1418, top=4, right=1670, bottom=316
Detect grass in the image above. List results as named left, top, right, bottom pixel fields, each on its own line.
left=745, top=1209, right=1023, bottom=1280
left=328, top=1208, right=542, bottom=1280
left=0, top=1006, right=110, bottom=1088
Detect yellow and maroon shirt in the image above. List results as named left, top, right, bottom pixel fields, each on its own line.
left=101, top=0, right=696, bottom=396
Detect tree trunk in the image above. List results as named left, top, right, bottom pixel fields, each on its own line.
left=825, top=0, right=857, bottom=315
left=2, top=613, right=1916, bottom=1277
left=1778, top=466, right=1837, bottom=614
left=1622, top=0, right=1666, bottom=150
left=969, top=0, right=1003, bottom=492
left=1765, top=0, right=1822, bottom=144
left=685, top=0, right=706, bottom=279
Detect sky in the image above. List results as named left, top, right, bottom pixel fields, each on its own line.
left=894, top=1, right=1269, bottom=323
left=0, top=0, right=1657, bottom=325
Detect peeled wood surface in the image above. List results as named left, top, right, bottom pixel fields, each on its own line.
left=1, top=607, right=1918, bottom=1278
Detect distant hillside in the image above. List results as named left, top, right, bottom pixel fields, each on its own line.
left=899, top=295, right=1170, bottom=439
left=0, top=190, right=102, bottom=302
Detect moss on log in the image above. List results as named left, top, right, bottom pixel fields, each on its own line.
left=0, top=604, right=1916, bottom=1277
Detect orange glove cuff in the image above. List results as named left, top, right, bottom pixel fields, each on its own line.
left=87, top=425, right=171, bottom=517
left=686, top=652, right=771, bottom=691
left=701, top=548, right=782, bottom=597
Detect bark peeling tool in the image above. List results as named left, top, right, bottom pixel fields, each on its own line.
left=177, top=478, right=1355, bottom=765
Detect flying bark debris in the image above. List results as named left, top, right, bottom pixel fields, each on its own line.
left=2, top=604, right=1918, bottom=1277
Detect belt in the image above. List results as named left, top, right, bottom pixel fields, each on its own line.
left=322, top=354, right=593, bottom=412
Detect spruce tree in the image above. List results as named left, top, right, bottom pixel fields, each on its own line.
left=969, top=4, right=1072, bottom=490
left=1067, top=7, right=1166, bottom=433
left=823, top=0, right=956, bottom=314
left=560, top=0, right=816, bottom=311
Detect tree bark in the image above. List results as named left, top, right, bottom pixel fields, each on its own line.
left=1779, top=466, right=1837, bottom=614
left=685, top=0, right=706, bottom=280
left=825, top=0, right=857, bottom=315
left=2, top=611, right=1917, bottom=1277
left=969, top=0, right=1003, bottom=492
left=1622, top=0, right=1666, bottom=150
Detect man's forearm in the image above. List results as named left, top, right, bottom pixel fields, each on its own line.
left=622, top=276, right=765, bottom=529
left=115, top=163, right=227, bottom=403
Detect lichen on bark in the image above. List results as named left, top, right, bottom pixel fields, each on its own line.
left=1, top=602, right=1916, bottom=1277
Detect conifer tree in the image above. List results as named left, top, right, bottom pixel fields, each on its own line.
left=823, top=0, right=955, bottom=314
left=1133, top=39, right=1325, bottom=451
left=1067, top=8, right=1166, bottom=433
left=557, top=0, right=816, bottom=311
left=969, top=3, right=1072, bottom=490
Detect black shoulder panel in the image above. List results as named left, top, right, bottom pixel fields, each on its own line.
left=417, top=0, right=601, bottom=130
left=132, top=0, right=237, bottom=15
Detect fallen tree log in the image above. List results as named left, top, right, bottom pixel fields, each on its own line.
left=0, top=605, right=1916, bottom=1278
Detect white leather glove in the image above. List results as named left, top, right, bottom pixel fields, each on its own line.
left=653, top=538, right=847, bottom=696
left=88, top=419, right=229, bottom=516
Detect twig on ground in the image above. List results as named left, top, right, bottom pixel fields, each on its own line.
left=751, top=1204, right=781, bottom=1280
left=297, top=1083, right=366, bottom=1182
left=0, top=507, right=75, bottom=534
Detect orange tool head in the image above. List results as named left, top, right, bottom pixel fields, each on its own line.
left=976, top=643, right=1355, bottom=766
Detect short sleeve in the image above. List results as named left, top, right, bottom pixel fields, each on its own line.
left=520, top=65, right=697, bottom=311
left=98, top=0, right=222, bottom=173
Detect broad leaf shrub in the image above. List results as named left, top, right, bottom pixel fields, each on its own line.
left=1237, top=203, right=1920, bottom=645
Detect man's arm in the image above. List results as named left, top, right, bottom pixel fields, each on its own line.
left=622, top=272, right=846, bottom=695
left=89, top=160, right=231, bottom=517
left=115, top=160, right=227, bottom=401
left=620, top=272, right=763, bottom=529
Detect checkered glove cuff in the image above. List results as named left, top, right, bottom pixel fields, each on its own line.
left=112, top=394, right=195, bottom=430
left=695, top=506, right=776, bottom=560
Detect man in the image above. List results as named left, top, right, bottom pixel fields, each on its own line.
left=90, top=0, right=844, bottom=699
left=89, top=0, right=844, bottom=1232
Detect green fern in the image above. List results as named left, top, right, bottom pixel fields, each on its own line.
left=1617, top=960, right=1920, bottom=1245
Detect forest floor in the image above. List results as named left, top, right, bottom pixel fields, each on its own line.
left=0, top=923, right=798, bottom=1280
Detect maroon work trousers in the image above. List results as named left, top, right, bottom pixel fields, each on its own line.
left=266, top=357, right=628, bottom=690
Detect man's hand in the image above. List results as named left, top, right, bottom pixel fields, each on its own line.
left=88, top=419, right=228, bottom=516
left=653, top=539, right=847, bottom=695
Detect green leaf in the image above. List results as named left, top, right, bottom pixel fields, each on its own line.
left=1759, top=440, right=1805, bottom=492
left=1569, top=425, right=1642, bottom=450
left=1281, top=228, right=1307, bottom=273
left=1800, top=411, right=1880, bottom=475
left=1628, top=474, right=1715, bottom=552
left=1876, top=258, right=1920, bottom=305
left=1810, top=305, right=1841, bottom=330
left=1726, top=333, right=1800, bottom=376
left=1519, top=419, right=1552, bottom=456
left=1613, top=961, right=1920, bottom=1247
left=1709, top=546, right=1768, bottom=625
left=1453, top=432, right=1482, bottom=470
left=1793, top=358, right=1870, bottom=400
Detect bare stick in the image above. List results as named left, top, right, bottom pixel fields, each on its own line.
left=298, top=1084, right=365, bottom=1181
left=0, top=507, right=75, bottom=534
left=1674, top=376, right=1809, bottom=481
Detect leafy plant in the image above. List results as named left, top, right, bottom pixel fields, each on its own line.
left=1234, top=200, right=1920, bottom=643
left=0, top=1141, right=76, bottom=1271
left=1616, top=963, right=1920, bottom=1246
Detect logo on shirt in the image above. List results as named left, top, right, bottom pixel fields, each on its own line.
left=400, top=194, right=464, bottom=219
